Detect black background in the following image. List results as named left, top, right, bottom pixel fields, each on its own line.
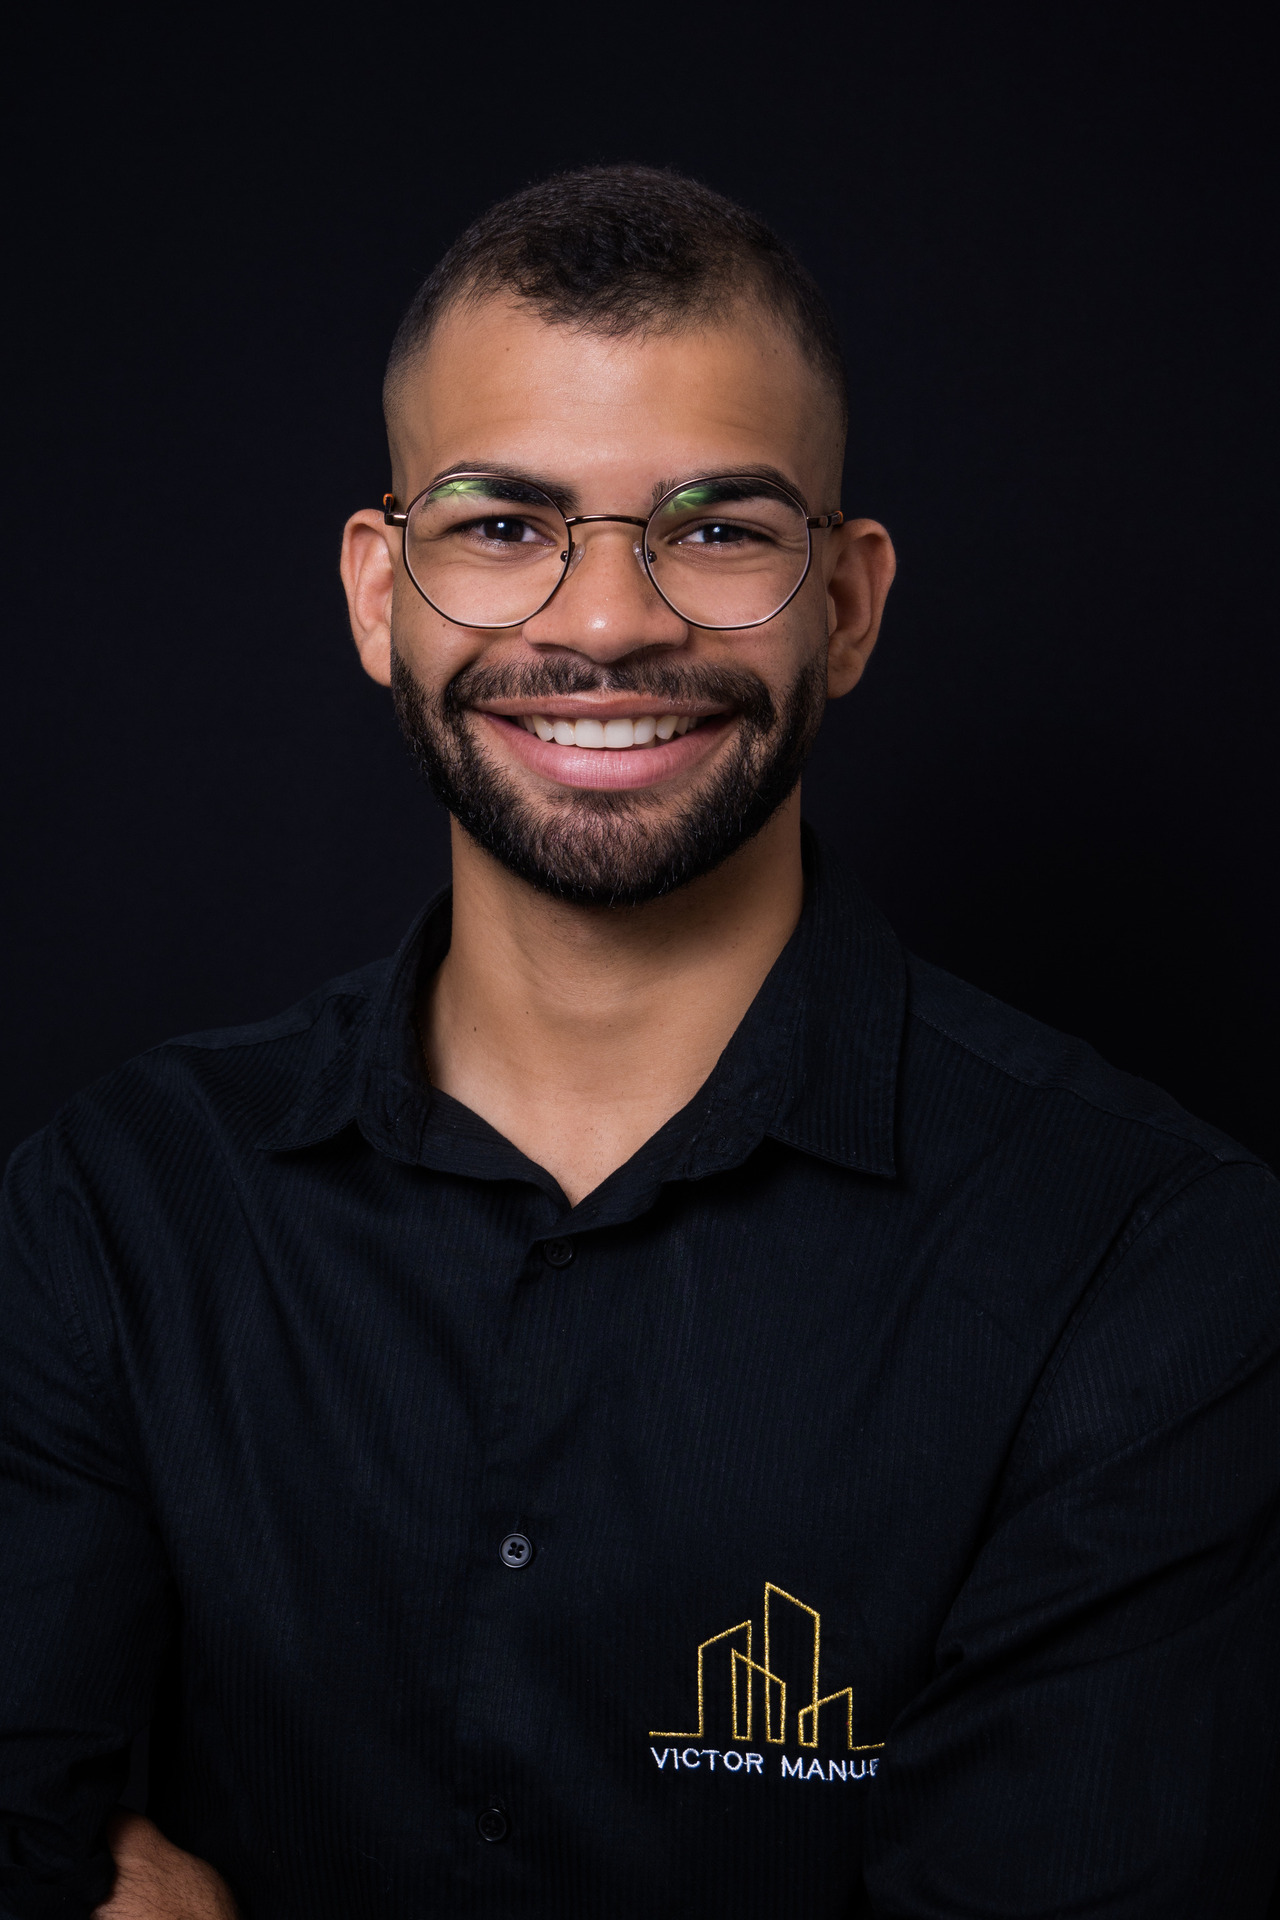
left=4, top=10, right=1277, bottom=1170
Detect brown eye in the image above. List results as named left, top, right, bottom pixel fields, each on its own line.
left=477, top=517, right=533, bottom=543
left=675, top=519, right=771, bottom=549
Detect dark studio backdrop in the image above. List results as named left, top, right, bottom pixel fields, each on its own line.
left=4, top=11, right=1278, bottom=1173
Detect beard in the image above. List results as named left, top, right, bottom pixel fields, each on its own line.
left=390, top=643, right=827, bottom=908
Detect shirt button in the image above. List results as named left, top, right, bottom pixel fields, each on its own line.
left=541, top=1238, right=574, bottom=1268
left=500, top=1532, right=534, bottom=1568
left=476, top=1804, right=509, bottom=1843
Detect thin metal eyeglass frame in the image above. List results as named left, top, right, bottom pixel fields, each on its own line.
left=381, top=472, right=844, bottom=632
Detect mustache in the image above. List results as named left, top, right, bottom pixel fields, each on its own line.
left=441, top=656, right=779, bottom=730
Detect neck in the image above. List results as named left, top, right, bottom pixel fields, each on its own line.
left=422, top=792, right=805, bottom=1205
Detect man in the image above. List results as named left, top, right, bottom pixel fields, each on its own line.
left=2, top=167, right=1278, bottom=1920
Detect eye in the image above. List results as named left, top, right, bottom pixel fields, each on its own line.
left=680, top=519, right=765, bottom=547
left=472, top=515, right=539, bottom=544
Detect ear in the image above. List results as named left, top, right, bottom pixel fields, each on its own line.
left=823, top=519, right=896, bottom=699
left=339, top=509, right=397, bottom=687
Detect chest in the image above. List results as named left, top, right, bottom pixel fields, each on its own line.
left=124, top=1149, right=1050, bottom=1737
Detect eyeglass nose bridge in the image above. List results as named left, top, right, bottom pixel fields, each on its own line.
left=557, top=512, right=662, bottom=603
left=562, top=512, right=654, bottom=566
left=563, top=513, right=650, bottom=529
left=568, top=514, right=656, bottom=529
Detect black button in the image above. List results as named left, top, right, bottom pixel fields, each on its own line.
left=541, top=1238, right=574, bottom=1268
left=500, top=1532, right=533, bottom=1568
left=476, top=1804, right=508, bottom=1843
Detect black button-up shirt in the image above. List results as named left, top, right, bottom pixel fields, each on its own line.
left=3, top=835, right=1279, bottom=1918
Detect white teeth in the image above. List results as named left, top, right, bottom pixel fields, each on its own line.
left=522, top=712, right=705, bottom=747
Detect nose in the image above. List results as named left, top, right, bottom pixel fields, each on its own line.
left=519, top=521, right=688, bottom=662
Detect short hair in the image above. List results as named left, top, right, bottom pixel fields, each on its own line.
left=383, top=164, right=848, bottom=432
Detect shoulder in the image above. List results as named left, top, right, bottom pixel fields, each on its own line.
left=165, top=956, right=391, bottom=1057
left=896, top=954, right=1278, bottom=1317
left=899, top=956, right=1280, bottom=1454
left=903, top=951, right=1256, bottom=1171
left=5, top=956, right=393, bottom=1201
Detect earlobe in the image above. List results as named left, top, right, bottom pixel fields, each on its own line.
left=339, top=511, right=397, bottom=688
left=827, top=626, right=870, bottom=700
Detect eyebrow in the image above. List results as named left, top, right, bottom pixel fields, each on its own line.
left=647, top=466, right=811, bottom=513
left=424, top=463, right=581, bottom=514
left=421, top=461, right=812, bottom=516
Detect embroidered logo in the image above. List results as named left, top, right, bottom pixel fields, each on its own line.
left=649, top=1581, right=884, bottom=1761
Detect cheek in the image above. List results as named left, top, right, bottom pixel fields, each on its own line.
left=390, top=579, right=483, bottom=689
left=727, top=591, right=828, bottom=701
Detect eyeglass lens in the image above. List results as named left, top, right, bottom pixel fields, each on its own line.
left=402, top=475, right=812, bottom=630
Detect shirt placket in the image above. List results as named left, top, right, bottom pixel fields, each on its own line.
left=446, top=1191, right=588, bottom=1903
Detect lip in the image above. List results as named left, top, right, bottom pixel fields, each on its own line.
left=475, top=710, right=735, bottom=791
left=476, top=696, right=726, bottom=723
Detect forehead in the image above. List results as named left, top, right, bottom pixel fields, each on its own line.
left=388, top=296, right=841, bottom=503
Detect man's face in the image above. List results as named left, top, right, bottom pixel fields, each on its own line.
left=348, top=296, right=889, bottom=906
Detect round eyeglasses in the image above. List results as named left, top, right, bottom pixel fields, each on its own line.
left=382, top=472, right=843, bottom=632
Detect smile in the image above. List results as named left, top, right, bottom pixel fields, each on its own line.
left=515, top=714, right=703, bottom=749
left=477, top=708, right=730, bottom=792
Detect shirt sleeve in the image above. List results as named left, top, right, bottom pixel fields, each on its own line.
left=0, top=1131, right=173, bottom=1920
left=863, top=1157, right=1280, bottom=1919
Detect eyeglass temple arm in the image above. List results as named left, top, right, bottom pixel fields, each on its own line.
left=807, top=512, right=843, bottom=528
left=383, top=494, right=408, bottom=527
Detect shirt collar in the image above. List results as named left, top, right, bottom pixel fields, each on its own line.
left=260, top=825, right=904, bottom=1191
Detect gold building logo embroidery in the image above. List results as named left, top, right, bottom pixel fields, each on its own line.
left=649, top=1582, right=884, bottom=1754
